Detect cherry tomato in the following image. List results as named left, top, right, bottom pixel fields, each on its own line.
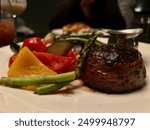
left=22, top=37, right=47, bottom=52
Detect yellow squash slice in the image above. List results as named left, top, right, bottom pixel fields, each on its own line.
left=8, top=47, right=57, bottom=77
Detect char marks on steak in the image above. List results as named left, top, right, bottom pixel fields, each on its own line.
left=82, top=45, right=146, bottom=93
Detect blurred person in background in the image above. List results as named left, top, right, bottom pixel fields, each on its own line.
left=49, top=0, right=136, bottom=30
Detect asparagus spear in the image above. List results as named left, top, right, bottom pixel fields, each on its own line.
left=35, top=81, right=71, bottom=95
left=75, top=34, right=100, bottom=78
left=1, top=33, right=104, bottom=94
left=0, top=71, right=75, bottom=86
left=65, top=37, right=103, bottom=46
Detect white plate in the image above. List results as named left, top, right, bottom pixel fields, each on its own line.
left=0, top=38, right=150, bottom=113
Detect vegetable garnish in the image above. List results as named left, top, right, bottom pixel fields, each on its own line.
left=0, top=71, right=75, bottom=95
left=22, top=37, right=47, bottom=52
left=8, top=47, right=57, bottom=77
left=1, top=31, right=104, bottom=95
left=75, top=34, right=100, bottom=78
left=35, top=81, right=71, bottom=95
left=0, top=71, right=75, bottom=86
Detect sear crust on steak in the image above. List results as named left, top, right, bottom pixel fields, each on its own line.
left=82, top=45, right=146, bottom=93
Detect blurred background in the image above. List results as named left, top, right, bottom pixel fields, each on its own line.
left=19, top=0, right=58, bottom=34
left=18, top=0, right=150, bottom=43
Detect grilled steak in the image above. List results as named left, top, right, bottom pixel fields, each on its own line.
left=82, top=44, right=146, bottom=93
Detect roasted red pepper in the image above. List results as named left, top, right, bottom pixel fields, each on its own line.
left=9, top=50, right=78, bottom=73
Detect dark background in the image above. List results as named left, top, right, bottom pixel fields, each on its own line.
left=20, top=0, right=58, bottom=34
left=19, top=0, right=150, bottom=43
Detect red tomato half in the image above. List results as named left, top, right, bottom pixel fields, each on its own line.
left=22, top=37, right=47, bottom=52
